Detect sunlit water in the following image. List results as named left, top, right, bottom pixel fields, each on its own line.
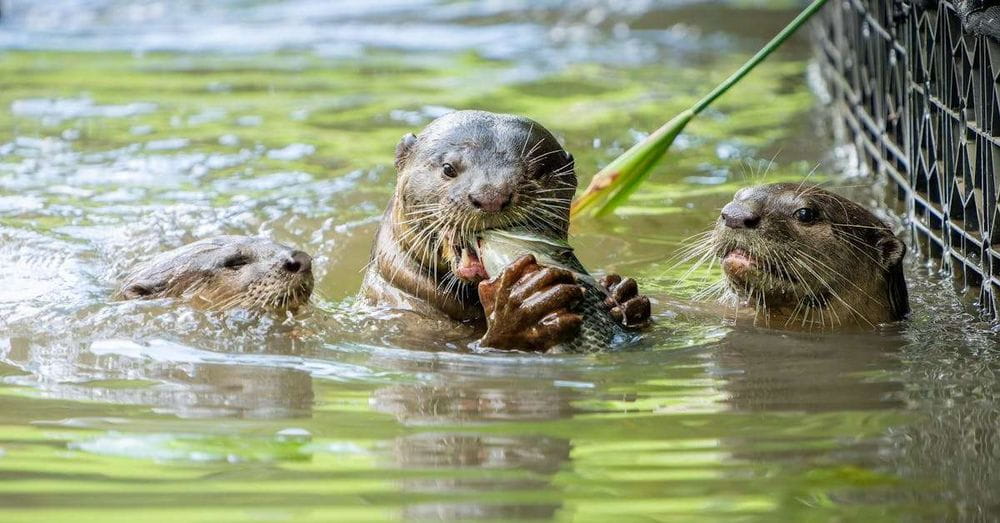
left=1, top=1, right=999, bottom=521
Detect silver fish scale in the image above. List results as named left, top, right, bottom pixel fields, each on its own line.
left=554, top=282, right=623, bottom=353
left=477, top=229, right=630, bottom=353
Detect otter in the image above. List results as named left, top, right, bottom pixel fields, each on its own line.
left=362, top=110, right=649, bottom=351
left=117, top=235, right=314, bottom=313
left=702, top=183, right=908, bottom=329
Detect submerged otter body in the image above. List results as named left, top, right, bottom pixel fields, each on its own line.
left=706, top=183, right=908, bottom=329
left=362, top=110, right=648, bottom=351
left=118, top=235, right=314, bottom=313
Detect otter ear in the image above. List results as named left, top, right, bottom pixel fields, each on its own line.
left=394, top=133, right=418, bottom=171
left=121, top=280, right=162, bottom=300
left=877, top=234, right=905, bottom=268
left=878, top=234, right=910, bottom=320
left=555, top=151, right=575, bottom=178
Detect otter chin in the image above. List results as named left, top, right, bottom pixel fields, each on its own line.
left=117, top=235, right=314, bottom=314
left=706, top=183, right=909, bottom=330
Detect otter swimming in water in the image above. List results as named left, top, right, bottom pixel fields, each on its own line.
left=117, top=235, right=314, bottom=313
left=694, top=183, right=908, bottom=329
left=362, top=110, right=649, bottom=351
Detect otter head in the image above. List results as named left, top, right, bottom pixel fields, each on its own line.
left=392, top=110, right=576, bottom=285
left=118, top=235, right=314, bottom=313
left=710, top=183, right=908, bottom=329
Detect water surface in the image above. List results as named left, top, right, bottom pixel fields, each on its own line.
left=1, top=1, right=999, bottom=521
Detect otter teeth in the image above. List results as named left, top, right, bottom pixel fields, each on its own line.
left=460, top=245, right=473, bottom=268
left=454, top=237, right=488, bottom=281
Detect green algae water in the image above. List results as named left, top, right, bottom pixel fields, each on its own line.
left=1, top=1, right=999, bottom=521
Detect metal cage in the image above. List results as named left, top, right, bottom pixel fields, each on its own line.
left=815, top=0, right=1000, bottom=318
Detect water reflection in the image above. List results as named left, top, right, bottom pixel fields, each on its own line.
left=711, top=327, right=906, bottom=412
left=3, top=336, right=314, bottom=419
left=887, top=343, right=1000, bottom=518
left=373, top=384, right=575, bottom=422
left=373, top=382, right=572, bottom=520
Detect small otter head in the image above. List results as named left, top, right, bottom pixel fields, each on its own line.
left=392, top=110, right=576, bottom=284
left=118, top=236, right=314, bottom=313
left=710, top=183, right=908, bottom=329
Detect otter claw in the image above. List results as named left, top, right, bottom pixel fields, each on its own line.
left=599, top=274, right=622, bottom=289
left=611, top=277, right=638, bottom=303
left=621, top=295, right=651, bottom=327
left=533, top=311, right=583, bottom=345
left=599, top=273, right=652, bottom=329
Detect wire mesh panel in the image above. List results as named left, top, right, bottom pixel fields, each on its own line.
left=815, top=0, right=1000, bottom=318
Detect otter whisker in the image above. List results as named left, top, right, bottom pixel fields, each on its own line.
left=792, top=251, right=880, bottom=324
left=530, top=184, right=575, bottom=194
left=526, top=148, right=565, bottom=167
left=397, top=210, right=443, bottom=226
left=789, top=258, right=859, bottom=328
left=387, top=213, right=448, bottom=298
left=774, top=255, right=826, bottom=327
left=532, top=196, right=574, bottom=205
left=784, top=292, right=809, bottom=327
left=524, top=137, right=545, bottom=162
left=691, top=279, right=727, bottom=301
left=679, top=246, right=718, bottom=282
left=667, top=231, right=719, bottom=271
left=426, top=220, right=447, bottom=300
left=796, top=247, right=882, bottom=304
left=808, top=192, right=856, bottom=219
left=532, top=199, right=574, bottom=215
left=513, top=207, right=554, bottom=243
left=520, top=123, right=535, bottom=157
left=436, top=215, right=471, bottom=300
left=794, top=162, right=823, bottom=196
left=525, top=204, right=569, bottom=225
left=828, top=233, right=884, bottom=267
left=210, top=291, right=246, bottom=313
left=827, top=222, right=895, bottom=230
left=670, top=241, right=715, bottom=265
left=760, top=150, right=781, bottom=183
left=541, top=174, right=573, bottom=188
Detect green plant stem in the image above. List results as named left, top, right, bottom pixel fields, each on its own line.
left=571, top=0, right=829, bottom=219
left=692, top=0, right=829, bottom=114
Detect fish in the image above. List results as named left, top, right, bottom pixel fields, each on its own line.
left=473, top=229, right=633, bottom=353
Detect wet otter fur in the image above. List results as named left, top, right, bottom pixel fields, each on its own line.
left=363, top=111, right=575, bottom=319
left=687, top=183, right=908, bottom=329
left=117, top=235, right=314, bottom=313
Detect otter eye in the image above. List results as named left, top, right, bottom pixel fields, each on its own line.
left=794, top=207, right=819, bottom=224
left=222, top=254, right=251, bottom=270
left=442, top=163, right=457, bottom=178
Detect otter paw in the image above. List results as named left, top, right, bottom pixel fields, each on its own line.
left=478, top=254, right=584, bottom=351
left=598, top=274, right=652, bottom=329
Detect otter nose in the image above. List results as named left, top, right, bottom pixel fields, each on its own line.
left=469, top=187, right=513, bottom=213
left=283, top=250, right=312, bottom=274
left=721, top=202, right=760, bottom=229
